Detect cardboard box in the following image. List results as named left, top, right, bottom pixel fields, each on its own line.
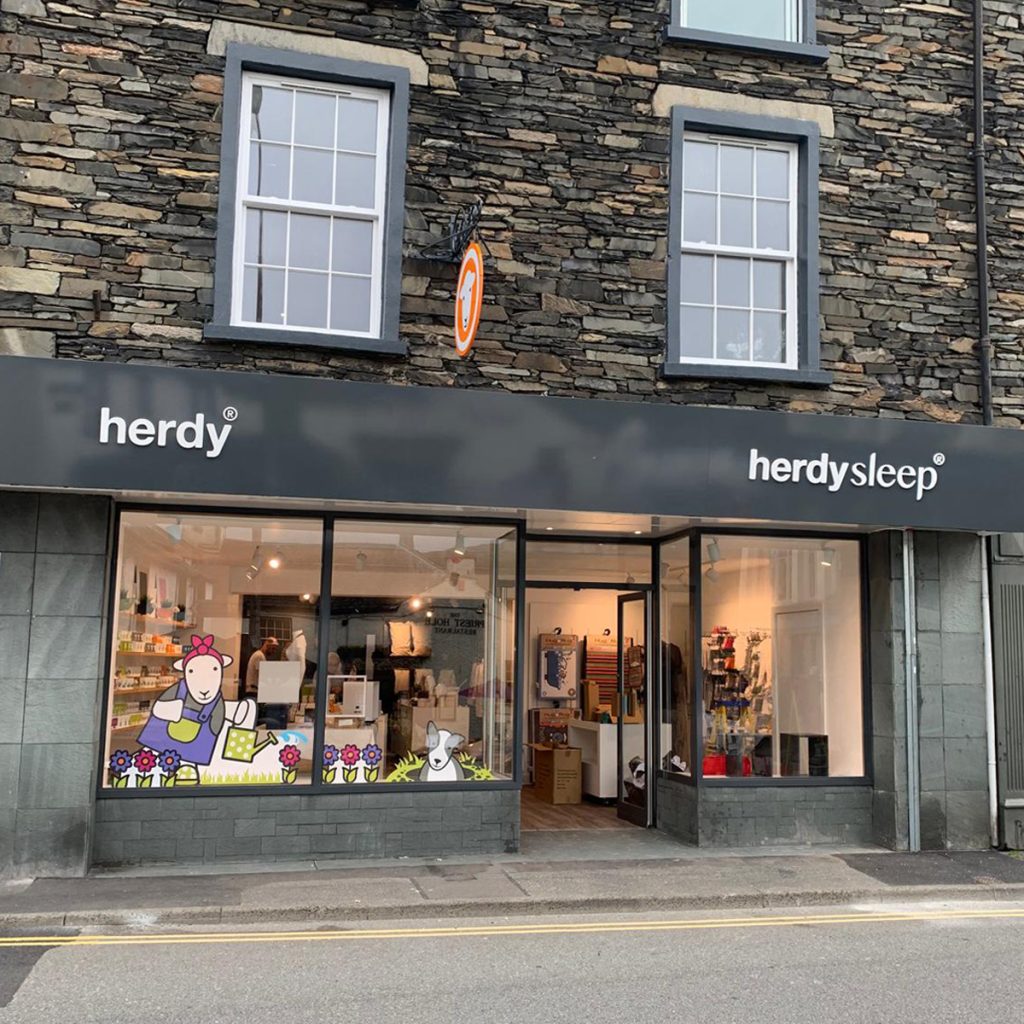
left=531, top=745, right=582, bottom=805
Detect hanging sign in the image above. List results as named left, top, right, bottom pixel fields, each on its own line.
left=454, top=241, right=484, bottom=358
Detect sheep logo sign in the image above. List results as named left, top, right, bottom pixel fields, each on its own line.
left=454, top=241, right=484, bottom=357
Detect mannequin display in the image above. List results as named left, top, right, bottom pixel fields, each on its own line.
left=285, top=629, right=307, bottom=665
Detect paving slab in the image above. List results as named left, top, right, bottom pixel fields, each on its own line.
left=3, top=847, right=1024, bottom=929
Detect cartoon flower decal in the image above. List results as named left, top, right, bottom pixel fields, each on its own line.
left=323, top=745, right=339, bottom=767
left=279, top=743, right=301, bottom=784
left=340, top=744, right=361, bottom=767
left=133, top=749, right=158, bottom=773
left=279, top=745, right=301, bottom=769
left=361, top=743, right=383, bottom=783
left=109, top=750, right=132, bottom=775
left=157, top=748, right=182, bottom=787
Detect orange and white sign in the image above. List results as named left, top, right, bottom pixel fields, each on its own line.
left=454, top=241, right=484, bottom=358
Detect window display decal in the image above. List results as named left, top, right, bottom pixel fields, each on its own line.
left=125, top=634, right=297, bottom=786
left=383, top=721, right=494, bottom=783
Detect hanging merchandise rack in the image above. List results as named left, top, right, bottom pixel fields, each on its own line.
left=702, top=626, right=774, bottom=777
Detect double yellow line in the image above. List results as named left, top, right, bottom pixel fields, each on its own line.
left=1, top=906, right=1023, bottom=949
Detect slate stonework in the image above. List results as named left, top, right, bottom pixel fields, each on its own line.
left=0, top=0, right=1016, bottom=423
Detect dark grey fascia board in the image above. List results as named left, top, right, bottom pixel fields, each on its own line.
left=666, top=105, right=824, bottom=383
left=661, top=362, right=832, bottom=386
left=203, top=321, right=405, bottom=356
left=209, top=43, right=410, bottom=355
left=666, top=0, right=828, bottom=63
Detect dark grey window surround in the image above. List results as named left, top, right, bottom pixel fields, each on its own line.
left=664, top=106, right=831, bottom=387
left=206, top=44, right=410, bottom=356
left=666, top=0, right=829, bottom=63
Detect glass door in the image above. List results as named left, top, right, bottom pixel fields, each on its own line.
left=617, top=593, right=650, bottom=826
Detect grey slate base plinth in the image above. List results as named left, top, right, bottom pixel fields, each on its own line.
left=92, top=789, right=521, bottom=867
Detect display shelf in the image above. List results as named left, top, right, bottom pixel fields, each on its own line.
left=115, top=651, right=182, bottom=659
left=110, top=724, right=145, bottom=734
left=113, top=685, right=171, bottom=696
left=117, top=611, right=196, bottom=629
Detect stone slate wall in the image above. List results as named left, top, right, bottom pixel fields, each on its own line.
left=697, top=785, right=874, bottom=847
left=0, top=492, right=110, bottom=879
left=655, top=779, right=872, bottom=847
left=92, top=788, right=520, bottom=866
left=867, top=531, right=911, bottom=851
left=0, top=0, right=1007, bottom=424
left=914, top=531, right=989, bottom=849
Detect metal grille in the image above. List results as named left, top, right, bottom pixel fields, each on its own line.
left=996, top=577, right=1024, bottom=797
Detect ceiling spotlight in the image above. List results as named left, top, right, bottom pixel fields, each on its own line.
left=426, top=610, right=434, bottom=619
left=356, top=551, right=367, bottom=572
left=247, top=545, right=264, bottom=579
left=706, top=538, right=721, bottom=564
left=633, top=529, right=643, bottom=536
left=704, top=566, right=719, bottom=584
left=821, top=547, right=835, bottom=568
left=545, top=526, right=554, bottom=532
left=267, top=550, right=283, bottom=571
left=410, top=597, right=423, bottom=611
left=301, top=593, right=312, bottom=602
left=453, top=531, right=466, bottom=557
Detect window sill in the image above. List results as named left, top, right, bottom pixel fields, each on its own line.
left=204, top=322, right=406, bottom=356
left=700, top=775, right=871, bottom=788
left=662, top=361, right=833, bottom=386
left=663, top=26, right=830, bottom=65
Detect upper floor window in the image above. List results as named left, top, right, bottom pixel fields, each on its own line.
left=237, top=74, right=388, bottom=338
left=679, top=133, right=797, bottom=369
left=682, top=0, right=800, bottom=43
left=667, top=0, right=828, bottom=62
left=208, top=46, right=409, bottom=355
left=665, top=108, right=830, bottom=386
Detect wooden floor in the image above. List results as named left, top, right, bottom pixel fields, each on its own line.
left=520, top=786, right=634, bottom=831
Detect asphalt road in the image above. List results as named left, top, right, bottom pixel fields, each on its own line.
left=1, top=902, right=1021, bottom=1023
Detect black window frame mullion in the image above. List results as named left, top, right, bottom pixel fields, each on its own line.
left=310, top=514, right=335, bottom=792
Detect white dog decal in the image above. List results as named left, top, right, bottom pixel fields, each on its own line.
left=418, top=721, right=465, bottom=782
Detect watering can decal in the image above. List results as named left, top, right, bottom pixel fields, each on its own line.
left=223, top=725, right=279, bottom=763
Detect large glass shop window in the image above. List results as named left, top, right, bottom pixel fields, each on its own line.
left=325, top=521, right=516, bottom=785
left=700, top=536, right=864, bottom=779
left=105, top=512, right=323, bottom=788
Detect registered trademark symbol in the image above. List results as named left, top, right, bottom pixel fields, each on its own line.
left=223, top=406, right=238, bottom=422
left=933, top=453, right=946, bottom=466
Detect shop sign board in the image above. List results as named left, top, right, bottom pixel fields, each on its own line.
left=454, top=241, right=483, bottom=357
left=1, top=355, right=1023, bottom=534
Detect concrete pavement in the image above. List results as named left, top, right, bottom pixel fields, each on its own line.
left=4, top=828, right=1024, bottom=929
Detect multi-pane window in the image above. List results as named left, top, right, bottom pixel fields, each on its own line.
left=233, top=73, right=389, bottom=338
left=678, top=133, right=798, bottom=368
left=680, top=0, right=800, bottom=42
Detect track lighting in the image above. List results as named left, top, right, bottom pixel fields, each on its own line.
left=267, top=550, right=283, bottom=571
left=821, top=547, right=835, bottom=568
left=706, top=538, right=721, bottom=564
left=453, top=531, right=466, bottom=557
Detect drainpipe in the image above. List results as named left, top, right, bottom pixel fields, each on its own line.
left=974, top=0, right=994, bottom=426
left=981, top=535, right=999, bottom=846
left=903, top=530, right=921, bottom=852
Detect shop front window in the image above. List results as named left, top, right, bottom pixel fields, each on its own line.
left=660, top=537, right=692, bottom=776
left=105, top=512, right=323, bottom=788
left=326, top=521, right=516, bottom=784
left=700, top=535, right=863, bottom=779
